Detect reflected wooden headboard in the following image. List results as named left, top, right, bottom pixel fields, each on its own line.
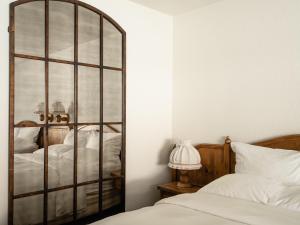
left=172, top=135, right=300, bottom=186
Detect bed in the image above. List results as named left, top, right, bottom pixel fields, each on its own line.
left=13, top=125, right=122, bottom=225
left=93, top=135, right=300, bottom=225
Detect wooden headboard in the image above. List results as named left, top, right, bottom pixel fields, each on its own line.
left=172, top=135, right=300, bottom=186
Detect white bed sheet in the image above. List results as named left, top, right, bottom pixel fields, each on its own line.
left=95, top=192, right=300, bottom=225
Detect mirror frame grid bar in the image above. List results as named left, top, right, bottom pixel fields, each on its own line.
left=73, top=1, right=79, bottom=220
left=13, top=176, right=124, bottom=200
left=43, top=0, right=49, bottom=224
left=13, top=122, right=124, bottom=128
left=14, top=190, right=45, bottom=200
left=14, top=53, right=123, bottom=71
left=8, top=3, right=15, bottom=225
left=99, top=14, right=104, bottom=213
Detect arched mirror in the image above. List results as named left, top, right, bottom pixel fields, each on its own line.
left=9, top=0, right=126, bottom=224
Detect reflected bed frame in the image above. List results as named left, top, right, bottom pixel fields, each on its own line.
left=172, top=135, right=300, bottom=186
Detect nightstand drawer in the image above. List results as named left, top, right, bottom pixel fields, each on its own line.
left=160, top=190, right=176, bottom=199
left=157, top=182, right=202, bottom=200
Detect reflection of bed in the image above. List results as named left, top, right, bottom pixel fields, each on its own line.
left=13, top=126, right=122, bottom=225
left=94, top=135, right=300, bottom=225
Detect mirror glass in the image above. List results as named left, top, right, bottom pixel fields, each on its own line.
left=103, top=124, right=122, bottom=179
left=48, top=126, right=74, bottom=189
left=14, top=195, right=43, bottom=225
left=103, top=70, right=122, bottom=122
left=15, top=1, right=45, bottom=57
left=49, top=62, right=74, bottom=124
left=78, top=66, right=100, bottom=123
left=14, top=127, right=44, bottom=195
left=103, top=19, right=122, bottom=68
left=102, top=180, right=121, bottom=210
left=48, top=188, right=73, bottom=224
left=77, top=126, right=99, bottom=183
left=77, top=183, right=99, bottom=218
left=49, top=1, right=74, bottom=61
left=14, top=58, right=45, bottom=124
left=11, top=1, right=125, bottom=223
left=78, top=6, right=100, bottom=65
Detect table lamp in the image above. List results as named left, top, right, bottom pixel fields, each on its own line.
left=168, top=140, right=202, bottom=188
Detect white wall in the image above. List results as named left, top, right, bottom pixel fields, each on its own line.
left=173, top=0, right=300, bottom=144
left=0, top=0, right=173, bottom=224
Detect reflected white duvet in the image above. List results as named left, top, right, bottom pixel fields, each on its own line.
left=14, top=143, right=121, bottom=225
left=95, top=192, right=300, bottom=225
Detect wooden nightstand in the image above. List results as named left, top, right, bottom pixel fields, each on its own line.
left=157, top=182, right=202, bottom=199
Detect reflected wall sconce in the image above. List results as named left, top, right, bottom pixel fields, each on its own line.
left=34, top=102, right=54, bottom=122
left=34, top=101, right=70, bottom=123
left=51, top=101, right=70, bottom=123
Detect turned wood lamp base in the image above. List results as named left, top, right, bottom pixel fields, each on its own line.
left=177, top=170, right=192, bottom=188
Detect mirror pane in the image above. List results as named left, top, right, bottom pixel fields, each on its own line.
left=102, top=180, right=121, bottom=210
left=49, top=2, right=74, bottom=61
left=15, top=1, right=45, bottom=57
left=103, top=70, right=122, bottom=122
left=103, top=125, right=122, bottom=179
left=48, top=126, right=73, bottom=189
left=78, top=66, right=100, bottom=123
left=14, top=194, right=43, bottom=225
left=14, top=127, right=43, bottom=196
left=78, top=7, right=100, bottom=65
left=103, top=19, right=122, bottom=68
left=48, top=188, right=73, bottom=224
left=49, top=63, right=74, bottom=124
left=77, top=126, right=100, bottom=183
left=77, top=183, right=99, bottom=218
left=14, top=58, right=45, bottom=124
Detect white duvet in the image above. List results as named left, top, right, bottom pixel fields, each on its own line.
left=95, top=192, right=300, bottom=225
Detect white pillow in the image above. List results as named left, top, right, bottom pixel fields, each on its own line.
left=231, top=142, right=300, bottom=185
left=270, top=186, right=300, bottom=212
left=200, top=174, right=284, bottom=204
left=63, top=129, right=90, bottom=147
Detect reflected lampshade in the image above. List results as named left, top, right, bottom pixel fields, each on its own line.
left=51, top=101, right=66, bottom=114
left=168, top=140, right=202, bottom=170
left=34, top=102, right=45, bottom=114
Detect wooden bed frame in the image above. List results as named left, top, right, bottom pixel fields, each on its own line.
left=172, top=135, right=300, bottom=186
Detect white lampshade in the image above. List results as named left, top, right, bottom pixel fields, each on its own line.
left=168, top=140, right=202, bottom=170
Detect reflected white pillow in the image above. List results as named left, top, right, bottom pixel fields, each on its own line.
left=86, top=131, right=99, bottom=150
left=63, top=129, right=90, bottom=147
left=15, top=127, right=40, bottom=143
left=14, top=137, right=39, bottom=153
left=231, top=142, right=300, bottom=185
left=200, top=174, right=284, bottom=204
left=86, top=132, right=121, bottom=150
left=14, top=127, right=40, bottom=153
